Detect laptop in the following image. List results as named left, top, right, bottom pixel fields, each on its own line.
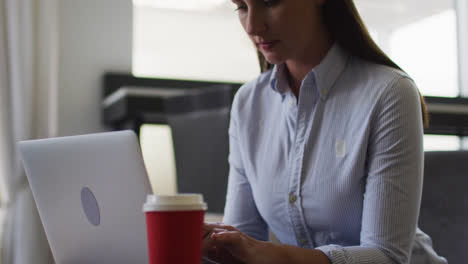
left=18, top=130, right=152, bottom=264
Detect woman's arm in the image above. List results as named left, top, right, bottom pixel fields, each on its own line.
left=222, top=91, right=269, bottom=241
left=209, top=225, right=331, bottom=264
left=316, top=76, right=424, bottom=264
left=202, top=90, right=268, bottom=263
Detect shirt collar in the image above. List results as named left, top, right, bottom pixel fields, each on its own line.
left=312, top=43, right=349, bottom=100
left=269, top=63, right=289, bottom=97
left=269, top=42, right=349, bottom=101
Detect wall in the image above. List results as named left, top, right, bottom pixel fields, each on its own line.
left=57, top=0, right=132, bottom=136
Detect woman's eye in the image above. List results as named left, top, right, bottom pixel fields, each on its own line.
left=263, top=0, right=279, bottom=7
left=233, top=0, right=278, bottom=12
left=234, top=5, right=247, bottom=12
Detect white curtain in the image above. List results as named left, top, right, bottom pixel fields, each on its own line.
left=0, top=0, right=58, bottom=263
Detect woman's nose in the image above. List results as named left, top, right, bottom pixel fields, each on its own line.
left=245, top=10, right=267, bottom=35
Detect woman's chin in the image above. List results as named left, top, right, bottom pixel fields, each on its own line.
left=263, top=55, right=285, bottom=66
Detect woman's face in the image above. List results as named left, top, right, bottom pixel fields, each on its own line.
left=232, top=0, right=328, bottom=65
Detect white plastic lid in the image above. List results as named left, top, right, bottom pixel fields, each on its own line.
left=143, top=194, right=207, bottom=212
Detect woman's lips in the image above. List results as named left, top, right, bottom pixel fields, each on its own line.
left=258, top=40, right=278, bottom=51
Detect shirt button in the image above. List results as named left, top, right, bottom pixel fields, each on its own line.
left=321, top=89, right=328, bottom=95
left=290, top=99, right=295, bottom=107
left=289, top=193, right=297, bottom=203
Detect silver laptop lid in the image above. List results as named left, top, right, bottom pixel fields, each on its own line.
left=18, top=130, right=152, bottom=264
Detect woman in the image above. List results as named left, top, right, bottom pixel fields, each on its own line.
left=202, top=0, right=447, bottom=263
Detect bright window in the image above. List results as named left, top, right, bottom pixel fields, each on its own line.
left=423, top=135, right=461, bottom=151
left=355, top=0, right=458, bottom=97
left=389, top=10, right=458, bottom=97
left=132, top=1, right=259, bottom=82
left=139, top=124, right=177, bottom=195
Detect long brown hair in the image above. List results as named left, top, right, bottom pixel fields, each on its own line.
left=257, top=0, right=429, bottom=127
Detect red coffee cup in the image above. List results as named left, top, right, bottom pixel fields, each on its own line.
left=143, top=194, right=207, bottom=264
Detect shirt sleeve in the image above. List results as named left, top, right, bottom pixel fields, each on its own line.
left=316, top=77, right=424, bottom=264
left=222, top=92, right=269, bottom=242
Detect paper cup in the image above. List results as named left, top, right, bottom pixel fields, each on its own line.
left=143, top=194, right=207, bottom=264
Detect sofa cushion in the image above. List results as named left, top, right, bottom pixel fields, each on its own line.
left=419, top=151, right=468, bottom=263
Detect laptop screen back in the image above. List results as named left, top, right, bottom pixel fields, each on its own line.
left=18, top=130, right=152, bottom=264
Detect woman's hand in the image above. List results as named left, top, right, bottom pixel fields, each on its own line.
left=203, top=223, right=286, bottom=264
left=202, top=223, right=245, bottom=264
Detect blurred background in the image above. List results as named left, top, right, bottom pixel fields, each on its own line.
left=1, top=0, right=467, bottom=263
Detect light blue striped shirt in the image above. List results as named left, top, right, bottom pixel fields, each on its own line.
left=223, top=44, right=447, bottom=264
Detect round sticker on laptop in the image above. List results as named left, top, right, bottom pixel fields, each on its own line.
left=81, top=187, right=101, bottom=226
